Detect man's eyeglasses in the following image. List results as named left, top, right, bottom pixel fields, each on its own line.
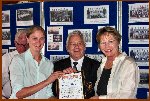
left=15, top=42, right=28, bottom=47
left=69, top=42, right=84, bottom=47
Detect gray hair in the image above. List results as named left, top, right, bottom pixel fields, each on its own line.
left=66, top=30, right=85, bottom=46
left=15, top=29, right=27, bottom=41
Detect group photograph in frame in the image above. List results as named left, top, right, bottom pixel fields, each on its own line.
left=50, top=7, right=73, bottom=25
left=129, top=47, right=149, bottom=66
left=2, top=28, right=11, bottom=45
left=138, top=69, right=149, bottom=89
left=68, top=29, right=93, bottom=47
left=84, top=5, right=109, bottom=24
left=128, top=25, right=149, bottom=44
left=128, top=3, right=149, bottom=23
left=2, top=10, right=10, bottom=27
left=16, top=8, right=33, bottom=26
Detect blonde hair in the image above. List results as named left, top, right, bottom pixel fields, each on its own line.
left=26, top=25, right=45, bottom=38
left=96, top=26, right=121, bottom=44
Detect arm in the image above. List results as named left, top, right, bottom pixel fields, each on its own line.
left=101, top=59, right=139, bottom=99
left=52, top=61, right=61, bottom=97
left=10, top=55, right=64, bottom=99
left=112, top=61, right=139, bottom=99
left=2, top=54, right=10, bottom=86
left=16, top=71, right=64, bottom=99
left=2, top=54, right=11, bottom=98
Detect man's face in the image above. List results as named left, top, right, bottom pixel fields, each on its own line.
left=18, top=33, right=27, bottom=45
left=15, top=33, right=28, bottom=54
left=66, top=34, right=86, bottom=61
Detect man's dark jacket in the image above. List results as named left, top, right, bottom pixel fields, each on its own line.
left=52, top=56, right=100, bottom=99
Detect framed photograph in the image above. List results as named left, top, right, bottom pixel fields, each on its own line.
left=50, top=7, right=73, bottom=25
left=84, top=5, right=109, bottom=24
left=16, top=8, right=33, bottom=26
left=47, top=26, right=63, bottom=51
left=2, top=49, right=8, bottom=56
left=128, top=3, right=149, bottom=23
left=2, top=10, right=10, bottom=27
left=50, top=55, right=69, bottom=63
left=59, top=72, right=84, bottom=99
left=98, top=25, right=115, bottom=30
left=68, top=29, right=93, bottom=47
left=128, top=25, right=149, bottom=44
left=2, top=28, right=11, bottom=45
left=85, top=54, right=104, bottom=62
left=17, top=28, right=27, bottom=32
left=9, top=47, right=16, bottom=52
left=129, top=47, right=149, bottom=66
left=138, top=69, right=149, bottom=88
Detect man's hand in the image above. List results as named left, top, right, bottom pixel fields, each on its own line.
left=63, top=67, right=77, bottom=74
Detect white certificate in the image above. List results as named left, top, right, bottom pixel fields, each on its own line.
left=58, top=72, right=84, bottom=99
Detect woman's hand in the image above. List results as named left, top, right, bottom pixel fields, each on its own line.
left=47, top=71, right=65, bottom=83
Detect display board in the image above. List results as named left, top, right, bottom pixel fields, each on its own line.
left=2, top=2, right=41, bottom=51
left=44, top=1, right=117, bottom=62
left=2, top=1, right=149, bottom=99
left=122, top=1, right=149, bottom=99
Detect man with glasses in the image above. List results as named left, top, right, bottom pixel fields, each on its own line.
left=52, top=30, right=100, bottom=99
left=2, top=30, right=28, bottom=99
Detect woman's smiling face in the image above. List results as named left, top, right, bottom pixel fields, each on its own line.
left=27, top=30, right=45, bottom=53
left=99, top=32, right=119, bottom=58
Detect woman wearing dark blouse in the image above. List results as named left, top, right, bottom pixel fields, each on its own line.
left=96, top=68, right=111, bottom=96
left=90, top=26, right=139, bottom=99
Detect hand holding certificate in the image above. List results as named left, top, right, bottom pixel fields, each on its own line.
left=58, top=72, right=84, bottom=99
